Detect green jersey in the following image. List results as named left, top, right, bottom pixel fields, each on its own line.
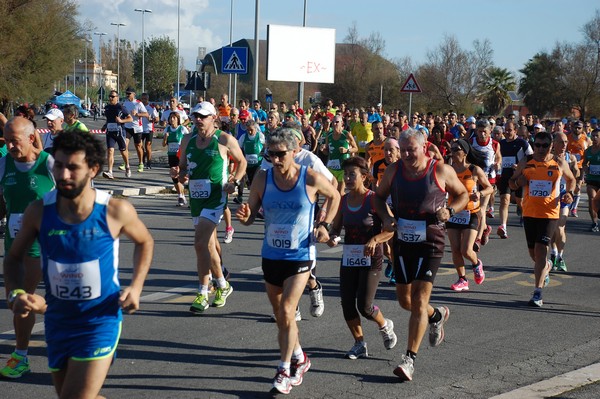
left=242, top=132, right=264, bottom=166
left=584, top=147, right=600, bottom=183
left=166, top=125, right=187, bottom=156
left=186, top=129, right=228, bottom=216
left=327, top=130, right=350, bottom=170
left=63, top=120, right=89, bottom=133
left=0, top=151, right=55, bottom=255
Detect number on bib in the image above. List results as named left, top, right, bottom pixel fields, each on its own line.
left=189, top=179, right=211, bottom=199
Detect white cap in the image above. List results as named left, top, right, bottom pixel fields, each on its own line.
left=190, top=101, right=216, bottom=116
left=44, top=108, right=64, bottom=121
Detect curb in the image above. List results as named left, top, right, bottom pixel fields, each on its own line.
left=107, top=185, right=170, bottom=196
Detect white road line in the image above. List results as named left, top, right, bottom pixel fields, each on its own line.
left=140, top=284, right=197, bottom=302
left=489, top=362, right=600, bottom=398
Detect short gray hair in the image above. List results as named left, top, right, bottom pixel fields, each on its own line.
left=267, top=127, right=299, bottom=150
left=399, top=128, right=425, bottom=146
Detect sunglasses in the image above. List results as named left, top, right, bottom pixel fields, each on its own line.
left=267, top=150, right=290, bottom=158
left=534, top=143, right=550, bottom=148
left=193, top=113, right=210, bottom=119
left=109, top=95, right=117, bottom=98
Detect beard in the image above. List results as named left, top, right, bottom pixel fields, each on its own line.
left=56, top=179, right=87, bottom=199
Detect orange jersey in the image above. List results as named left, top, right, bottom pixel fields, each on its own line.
left=522, top=157, right=562, bottom=219
left=218, top=104, right=231, bottom=118
left=450, top=165, right=480, bottom=213
left=567, top=134, right=587, bottom=168
left=367, top=140, right=385, bottom=166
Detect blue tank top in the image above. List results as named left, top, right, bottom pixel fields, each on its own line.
left=39, top=189, right=122, bottom=328
left=261, top=165, right=316, bottom=261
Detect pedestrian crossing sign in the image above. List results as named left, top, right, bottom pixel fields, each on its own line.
left=222, top=47, right=248, bottom=74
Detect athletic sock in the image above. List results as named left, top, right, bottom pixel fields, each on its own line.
left=278, top=361, right=291, bottom=375
left=573, top=195, right=581, bottom=209
left=14, top=349, right=27, bottom=357
left=200, top=284, right=209, bottom=296
left=216, top=276, right=227, bottom=289
left=292, top=347, right=305, bottom=362
left=406, top=350, right=417, bottom=360
left=429, top=308, right=442, bottom=324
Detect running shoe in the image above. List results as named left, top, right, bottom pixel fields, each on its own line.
left=212, top=282, right=233, bottom=307
left=232, top=196, right=242, bottom=204
left=388, top=274, right=396, bottom=285
left=223, top=226, right=234, bottom=244
left=550, top=253, right=557, bottom=271
left=290, top=354, right=311, bottom=386
left=528, top=290, right=543, bottom=307
left=481, top=225, right=492, bottom=245
left=555, top=258, right=567, bottom=272
left=393, top=354, right=414, bottom=381
left=177, top=196, right=187, bottom=207
left=0, top=352, right=30, bottom=378
left=379, top=319, right=397, bottom=350
left=189, top=293, right=210, bottom=313
left=345, top=341, right=368, bottom=360
left=486, top=206, right=495, bottom=218
left=145, top=161, right=152, bottom=170
left=271, top=368, right=292, bottom=394
left=309, top=281, right=324, bottom=317
left=118, top=163, right=126, bottom=171
left=429, top=306, right=449, bottom=347
left=473, top=259, right=485, bottom=285
left=125, top=168, right=131, bottom=178
left=384, top=260, right=393, bottom=278
left=497, top=225, right=508, bottom=239
left=102, top=171, right=114, bottom=179
left=137, top=164, right=144, bottom=173
left=570, top=208, right=578, bottom=217
left=591, top=222, right=599, bottom=233
left=450, top=278, right=469, bottom=292
left=473, top=239, right=481, bottom=253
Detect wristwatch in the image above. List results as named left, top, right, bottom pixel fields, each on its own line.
left=446, top=207, right=455, bottom=217
left=8, top=289, right=26, bottom=304
left=318, top=221, right=332, bottom=230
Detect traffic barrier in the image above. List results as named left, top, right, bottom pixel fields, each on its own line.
left=37, top=128, right=165, bottom=135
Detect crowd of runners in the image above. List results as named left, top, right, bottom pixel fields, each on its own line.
left=1, top=94, right=599, bottom=396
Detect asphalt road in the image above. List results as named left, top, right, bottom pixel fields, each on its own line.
left=0, top=116, right=599, bottom=398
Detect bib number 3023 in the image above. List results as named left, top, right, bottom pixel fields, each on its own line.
left=396, top=218, right=426, bottom=243
left=47, top=259, right=101, bottom=301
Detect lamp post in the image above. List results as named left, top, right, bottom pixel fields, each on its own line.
left=176, top=0, right=180, bottom=99
left=110, top=22, right=126, bottom=93
left=84, top=38, right=92, bottom=109
left=94, top=32, right=107, bottom=105
left=134, top=8, right=152, bottom=93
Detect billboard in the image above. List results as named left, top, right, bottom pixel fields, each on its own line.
left=266, top=24, right=335, bottom=84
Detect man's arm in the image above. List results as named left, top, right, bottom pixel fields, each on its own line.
left=178, top=134, right=192, bottom=184
left=222, top=133, right=247, bottom=192
left=108, top=198, right=154, bottom=314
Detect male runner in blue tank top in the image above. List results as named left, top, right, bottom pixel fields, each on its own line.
left=4, top=130, right=154, bottom=398
left=236, top=127, right=340, bottom=395
left=375, top=128, right=469, bottom=381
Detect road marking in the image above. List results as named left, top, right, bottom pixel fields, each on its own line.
left=321, top=246, right=343, bottom=254
left=489, top=362, right=600, bottom=398
left=141, top=285, right=196, bottom=302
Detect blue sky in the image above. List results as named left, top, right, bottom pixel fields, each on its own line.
left=78, top=0, right=599, bottom=77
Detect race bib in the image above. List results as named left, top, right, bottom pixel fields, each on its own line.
left=8, top=213, right=23, bottom=238
left=502, top=156, right=516, bottom=169
left=575, top=153, right=582, bottom=161
left=396, top=218, right=426, bottom=243
left=168, top=142, right=180, bottom=153
left=448, top=210, right=470, bottom=225
left=266, top=223, right=299, bottom=249
left=107, top=123, right=119, bottom=131
left=589, top=164, right=600, bottom=175
left=47, top=259, right=101, bottom=301
left=342, top=244, right=371, bottom=267
left=189, top=179, right=211, bottom=199
left=529, top=179, right=552, bottom=197
left=327, top=159, right=341, bottom=170
left=245, top=154, right=259, bottom=165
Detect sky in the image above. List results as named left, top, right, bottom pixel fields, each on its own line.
left=77, top=0, right=599, bottom=78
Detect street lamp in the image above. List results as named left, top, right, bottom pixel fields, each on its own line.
left=110, top=22, right=126, bottom=93
left=134, top=8, right=152, bottom=93
left=94, top=32, right=108, bottom=105
left=84, top=37, right=92, bottom=109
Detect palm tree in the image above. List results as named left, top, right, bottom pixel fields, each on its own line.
left=481, top=67, right=516, bottom=116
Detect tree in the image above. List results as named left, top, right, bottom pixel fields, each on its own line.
left=0, top=0, right=85, bottom=114
left=133, top=36, right=178, bottom=99
left=518, top=52, right=565, bottom=117
left=101, top=37, right=136, bottom=93
left=417, top=35, right=493, bottom=114
left=480, top=67, right=516, bottom=116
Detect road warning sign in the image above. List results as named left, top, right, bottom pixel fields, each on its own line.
left=400, top=73, right=422, bottom=93
left=222, top=47, right=248, bottom=74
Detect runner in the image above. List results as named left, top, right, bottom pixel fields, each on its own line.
left=0, top=118, right=55, bottom=378
left=140, top=92, right=159, bottom=169
left=365, top=121, right=386, bottom=169
left=327, top=156, right=397, bottom=360
left=122, top=87, right=148, bottom=174
left=550, top=132, right=579, bottom=271
left=567, top=120, right=590, bottom=217
left=4, top=130, right=153, bottom=397
left=162, top=112, right=189, bottom=207
left=236, top=120, right=265, bottom=204
left=496, top=121, right=533, bottom=238
left=61, top=104, right=89, bottom=133
left=40, top=109, right=64, bottom=152
left=325, top=115, right=358, bottom=195
left=101, top=90, right=132, bottom=179
left=582, top=128, right=600, bottom=231
left=179, top=101, right=246, bottom=313
left=446, top=139, right=493, bottom=291
left=236, top=127, right=340, bottom=394
left=374, top=128, right=469, bottom=381
left=509, top=131, right=576, bottom=307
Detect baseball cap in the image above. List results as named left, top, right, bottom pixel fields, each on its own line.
left=125, top=87, right=136, bottom=94
left=191, top=101, right=217, bottom=116
left=44, top=108, right=64, bottom=121
left=239, top=109, right=250, bottom=120
left=591, top=118, right=598, bottom=124
left=533, top=123, right=544, bottom=129
left=466, top=116, right=476, bottom=123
